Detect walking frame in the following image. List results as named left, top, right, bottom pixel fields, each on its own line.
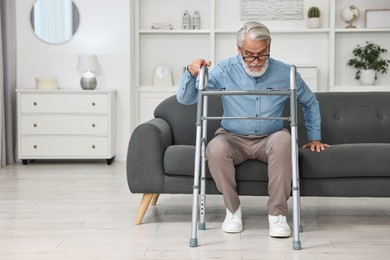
left=189, top=65, right=302, bottom=250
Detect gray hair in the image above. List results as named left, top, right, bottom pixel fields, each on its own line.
left=236, top=21, right=271, bottom=48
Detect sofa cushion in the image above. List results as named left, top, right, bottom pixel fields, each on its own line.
left=164, top=145, right=195, bottom=177
left=300, top=143, right=390, bottom=179
left=164, top=145, right=268, bottom=182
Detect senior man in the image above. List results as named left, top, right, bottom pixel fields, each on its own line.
left=177, top=21, right=329, bottom=237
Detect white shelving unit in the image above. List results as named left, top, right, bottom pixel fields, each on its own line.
left=331, top=0, right=390, bottom=91
left=134, top=0, right=390, bottom=124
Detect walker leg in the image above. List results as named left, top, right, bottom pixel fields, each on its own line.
left=290, top=65, right=302, bottom=250
left=198, top=175, right=206, bottom=231
left=189, top=122, right=202, bottom=247
left=189, top=66, right=208, bottom=247
left=189, top=124, right=202, bottom=247
left=292, top=185, right=302, bottom=250
left=199, top=96, right=208, bottom=231
left=198, top=174, right=206, bottom=230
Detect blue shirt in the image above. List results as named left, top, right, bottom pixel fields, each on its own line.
left=177, top=56, right=321, bottom=141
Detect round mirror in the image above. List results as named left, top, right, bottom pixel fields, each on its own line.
left=30, top=0, right=80, bottom=45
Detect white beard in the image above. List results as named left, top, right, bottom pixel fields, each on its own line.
left=241, top=59, right=269, bottom=78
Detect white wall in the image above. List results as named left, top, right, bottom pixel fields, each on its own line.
left=16, top=0, right=133, bottom=161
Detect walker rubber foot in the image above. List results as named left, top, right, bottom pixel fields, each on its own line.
left=198, top=223, right=206, bottom=230
left=189, top=238, right=198, bottom=247
left=293, top=240, right=302, bottom=250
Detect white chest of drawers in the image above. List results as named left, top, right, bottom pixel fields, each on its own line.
left=16, top=89, right=116, bottom=165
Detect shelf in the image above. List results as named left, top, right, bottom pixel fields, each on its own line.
left=215, top=28, right=330, bottom=34
left=335, top=28, right=390, bottom=33
left=272, top=28, right=330, bottom=34
left=139, top=29, right=210, bottom=34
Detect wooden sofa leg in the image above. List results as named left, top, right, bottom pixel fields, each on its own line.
left=151, top=194, right=160, bottom=206
left=135, top=193, right=155, bottom=225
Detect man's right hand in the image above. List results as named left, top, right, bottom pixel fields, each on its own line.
left=187, top=59, right=212, bottom=76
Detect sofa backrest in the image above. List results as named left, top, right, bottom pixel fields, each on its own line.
left=154, top=95, right=223, bottom=145
left=154, top=92, right=390, bottom=146
left=315, top=92, right=390, bottom=145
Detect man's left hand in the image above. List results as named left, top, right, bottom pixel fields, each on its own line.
left=302, top=140, right=330, bottom=152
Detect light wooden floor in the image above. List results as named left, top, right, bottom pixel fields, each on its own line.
left=1, top=161, right=390, bottom=259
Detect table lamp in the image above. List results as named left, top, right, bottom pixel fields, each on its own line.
left=77, top=54, right=100, bottom=90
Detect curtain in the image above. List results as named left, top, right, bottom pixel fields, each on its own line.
left=0, top=0, right=16, bottom=166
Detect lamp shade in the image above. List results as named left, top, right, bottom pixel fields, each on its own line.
left=77, top=54, right=100, bottom=72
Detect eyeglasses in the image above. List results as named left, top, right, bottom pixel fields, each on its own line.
left=242, top=54, right=270, bottom=62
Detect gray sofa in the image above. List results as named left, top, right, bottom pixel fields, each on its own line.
left=127, top=92, right=390, bottom=224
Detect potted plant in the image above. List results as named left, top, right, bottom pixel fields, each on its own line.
left=308, top=6, right=321, bottom=28
left=347, top=41, right=390, bottom=85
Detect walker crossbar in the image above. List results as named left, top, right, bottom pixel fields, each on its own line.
left=203, top=116, right=290, bottom=121
left=201, top=90, right=291, bottom=96
left=189, top=65, right=302, bottom=250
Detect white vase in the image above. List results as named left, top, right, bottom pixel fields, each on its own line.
left=308, top=18, right=321, bottom=28
left=359, top=69, right=376, bottom=86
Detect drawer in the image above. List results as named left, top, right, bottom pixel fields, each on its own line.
left=20, top=94, right=109, bottom=114
left=20, top=136, right=109, bottom=157
left=21, top=115, right=108, bottom=135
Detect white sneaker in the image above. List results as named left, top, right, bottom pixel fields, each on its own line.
left=222, top=206, right=243, bottom=233
left=268, top=215, right=291, bottom=238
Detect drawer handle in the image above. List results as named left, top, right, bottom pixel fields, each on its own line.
left=33, top=102, right=37, bottom=106
left=33, top=123, right=37, bottom=128
left=92, top=124, right=96, bottom=128
left=33, top=145, right=37, bottom=149
left=92, top=145, right=96, bottom=149
left=92, top=102, right=96, bottom=106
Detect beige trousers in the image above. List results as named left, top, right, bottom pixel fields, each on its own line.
left=206, top=127, right=292, bottom=216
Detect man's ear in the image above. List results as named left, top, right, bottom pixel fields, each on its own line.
left=237, top=46, right=242, bottom=55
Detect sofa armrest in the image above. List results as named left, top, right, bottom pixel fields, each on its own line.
left=127, top=118, right=172, bottom=194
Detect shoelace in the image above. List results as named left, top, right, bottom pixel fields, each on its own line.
left=230, top=212, right=240, bottom=220
left=270, top=216, right=286, bottom=224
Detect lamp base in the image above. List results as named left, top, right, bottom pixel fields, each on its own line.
left=80, top=71, right=97, bottom=90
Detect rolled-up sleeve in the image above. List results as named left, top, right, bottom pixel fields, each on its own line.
left=297, top=78, right=321, bottom=141
left=177, top=69, right=198, bottom=105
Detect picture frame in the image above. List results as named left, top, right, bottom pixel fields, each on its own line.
left=365, top=9, right=390, bottom=28
left=240, top=0, right=303, bottom=20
